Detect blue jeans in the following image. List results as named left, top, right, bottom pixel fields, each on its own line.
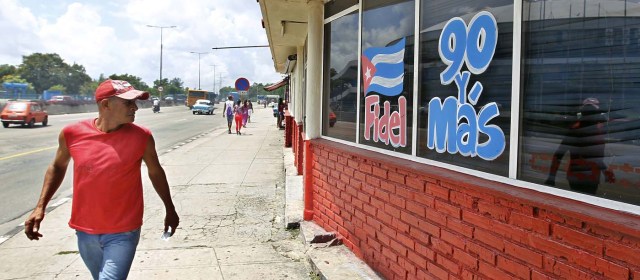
left=76, top=229, right=141, bottom=280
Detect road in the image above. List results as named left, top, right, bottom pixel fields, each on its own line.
left=0, top=103, right=224, bottom=237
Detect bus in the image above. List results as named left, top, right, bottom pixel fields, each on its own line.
left=185, top=89, right=210, bottom=108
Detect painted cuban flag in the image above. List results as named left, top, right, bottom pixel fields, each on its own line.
left=361, top=37, right=406, bottom=96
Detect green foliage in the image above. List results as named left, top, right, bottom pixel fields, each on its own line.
left=64, top=63, right=91, bottom=94
left=1, top=74, right=28, bottom=84
left=149, top=77, right=184, bottom=98
left=1, top=74, right=33, bottom=91
left=49, top=84, right=67, bottom=93
left=218, top=86, right=234, bottom=96
left=12, top=52, right=277, bottom=101
left=0, top=64, right=17, bottom=81
left=17, top=53, right=91, bottom=95
left=79, top=80, right=99, bottom=96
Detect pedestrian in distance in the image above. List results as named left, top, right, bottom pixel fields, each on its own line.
left=277, top=97, right=285, bottom=129
left=247, top=100, right=253, bottom=123
left=234, top=100, right=243, bottom=135
left=223, top=95, right=235, bottom=134
left=242, top=100, right=249, bottom=128
left=24, top=79, right=180, bottom=280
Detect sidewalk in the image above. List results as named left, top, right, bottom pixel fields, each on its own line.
left=0, top=106, right=310, bottom=279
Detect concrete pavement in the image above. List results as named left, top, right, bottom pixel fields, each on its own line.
left=0, top=105, right=310, bottom=279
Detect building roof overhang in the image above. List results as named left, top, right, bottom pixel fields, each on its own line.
left=264, top=76, right=289, bottom=91
left=258, top=0, right=310, bottom=73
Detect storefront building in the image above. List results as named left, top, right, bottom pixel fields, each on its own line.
left=259, top=0, right=640, bottom=278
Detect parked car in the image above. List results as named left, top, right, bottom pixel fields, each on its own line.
left=191, top=99, right=213, bottom=115
left=1, top=100, right=49, bottom=128
left=47, top=95, right=73, bottom=104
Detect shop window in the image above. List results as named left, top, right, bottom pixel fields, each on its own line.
left=519, top=0, right=640, bottom=206
left=322, top=9, right=359, bottom=141
left=359, top=0, right=414, bottom=154
left=325, top=0, right=358, bottom=19
left=417, top=0, right=513, bottom=175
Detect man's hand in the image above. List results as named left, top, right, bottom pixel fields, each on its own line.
left=24, top=208, right=45, bottom=240
left=164, top=209, right=179, bottom=236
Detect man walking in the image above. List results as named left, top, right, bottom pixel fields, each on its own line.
left=24, top=79, right=180, bottom=280
left=223, top=95, right=235, bottom=134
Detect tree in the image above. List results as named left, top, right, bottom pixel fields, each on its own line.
left=166, top=77, right=185, bottom=97
left=18, top=53, right=66, bottom=94
left=79, top=80, right=99, bottom=96
left=1, top=74, right=28, bottom=84
left=219, top=86, right=234, bottom=96
left=0, top=64, right=17, bottom=82
left=151, top=77, right=184, bottom=98
left=18, top=53, right=91, bottom=95
left=63, top=63, right=91, bottom=94
left=49, top=84, right=67, bottom=93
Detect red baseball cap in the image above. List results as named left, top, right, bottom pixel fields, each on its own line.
left=95, top=79, right=150, bottom=102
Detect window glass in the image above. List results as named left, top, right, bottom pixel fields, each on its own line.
left=417, top=1, right=513, bottom=175
left=325, top=0, right=358, bottom=19
left=519, top=0, right=640, bottom=205
left=359, top=0, right=414, bottom=154
left=323, top=10, right=359, bottom=141
left=8, top=103, right=27, bottom=111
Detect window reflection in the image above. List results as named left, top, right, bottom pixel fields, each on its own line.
left=519, top=0, right=640, bottom=205
left=359, top=0, right=414, bottom=154
left=417, top=0, right=513, bottom=175
left=322, top=10, right=359, bottom=141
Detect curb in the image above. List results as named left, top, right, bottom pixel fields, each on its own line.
left=282, top=148, right=382, bottom=280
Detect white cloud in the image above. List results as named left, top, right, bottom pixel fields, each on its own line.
left=0, top=0, right=42, bottom=64
left=0, top=0, right=283, bottom=92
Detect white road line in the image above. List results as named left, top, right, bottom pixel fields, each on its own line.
left=0, top=236, right=8, bottom=245
left=51, top=197, right=71, bottom=207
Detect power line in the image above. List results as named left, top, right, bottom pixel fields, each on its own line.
left=211, top=45, right=269, bottom=50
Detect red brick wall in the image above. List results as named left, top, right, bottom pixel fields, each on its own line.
left=284, top=111, right=293, bottom=147
left=292, top=121, right=304, bottom=175
left=307, top=139, right=640, bottom=280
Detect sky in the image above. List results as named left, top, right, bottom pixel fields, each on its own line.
left=0, top=0, right=284, bottom=91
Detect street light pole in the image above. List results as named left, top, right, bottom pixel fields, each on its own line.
left=189, top=51, right=208, bottom=90
left=210, top=65, right=219, bottom=93
left=146, top=25, right=176, bottom=84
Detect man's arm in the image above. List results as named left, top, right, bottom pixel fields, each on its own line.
left=222, top=103, right=226, bottom=118
left=25, top=131, right=71, bottom=240
left=142, top=135, right=179, bottom=236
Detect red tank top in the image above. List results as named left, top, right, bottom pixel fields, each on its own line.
left=63, top=119, right=150, bottom=234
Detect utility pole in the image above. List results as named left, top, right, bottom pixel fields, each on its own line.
left=189, top=51, right=208, bottom=89
left=219, top=73, right=224, bottom=92
left=210, top=64, right=217, bottom=94
left=146, top=25, right=176, bottom=84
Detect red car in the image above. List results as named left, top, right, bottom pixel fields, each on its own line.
left=1, top=101, right=49, bottom=128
